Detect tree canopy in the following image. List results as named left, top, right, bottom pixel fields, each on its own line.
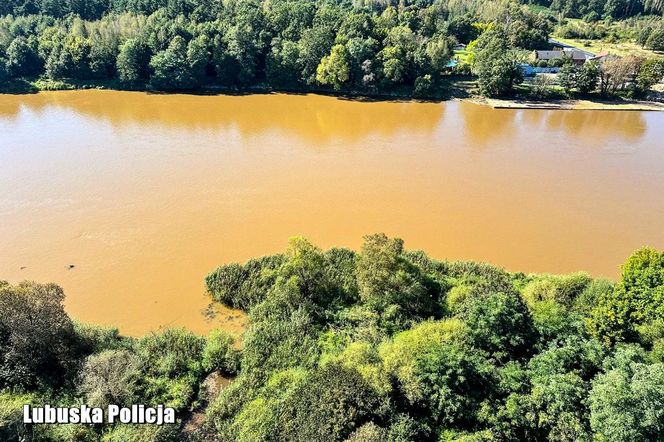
left=0, top=0, right=560, bottom=98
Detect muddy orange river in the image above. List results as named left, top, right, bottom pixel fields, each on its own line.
left=1, top=90, right=663, bottom=335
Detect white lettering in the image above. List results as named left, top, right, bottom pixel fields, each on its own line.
left=22, top=404, right=174, bottom=425
left=108, top=404, right=119, bottom=423
left=164, top=407, right=175, bottom=424
left=23, top=405, right=32, bottom=424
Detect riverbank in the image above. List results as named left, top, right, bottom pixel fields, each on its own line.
left=3, top=77, right=663, bottom=111
left=479, top=96, right=664, bottom=111
left=1, top=77, right=461, bottom=100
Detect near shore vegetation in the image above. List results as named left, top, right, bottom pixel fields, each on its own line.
left=2, top=234, right=664, bottom=441
left=0, top=0, right=662, bottom=99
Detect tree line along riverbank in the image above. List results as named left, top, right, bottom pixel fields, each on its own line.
left=2, top=235, right=664, bottom=441
left=4, top=77, right=664, bottom=112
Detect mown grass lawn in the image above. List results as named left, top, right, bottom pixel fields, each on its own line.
left=552, top=35, right=664, bottom=58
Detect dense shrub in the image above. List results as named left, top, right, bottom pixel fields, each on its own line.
left=74, top=322, right=125, bottom=354
left=276, top=363, right=384, bottom=442
left=133, top=328, right=206, bottom=410
left=645, top=29, right=664, bottom=51
left=0, top=281, right=79, bottom=390
left=589, top=248, right=664, bottom=345
left=79, top=349, right=140, bottom=409
left=589, top=362, right=664, bottom=441
left=202, top=329, right=240, bottom=375
left=357, top=233, right=441, bottom=329
left=458, top=289, right=536, bottom=362
left=205, top=255, right=285, bottom=311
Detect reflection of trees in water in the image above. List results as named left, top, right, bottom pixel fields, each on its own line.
left=542, top=110, right=646, bottom=148
left=0, top=91, right=445, bottom=145
left=2, top=91, right=649, bottom=149
left=519, top=108, right=547, bottom=131
left=458, top=101, right=518, bottom=147
left=457, top=101, right=647, bottom=149
left=0, top=100, right=22, bottom=122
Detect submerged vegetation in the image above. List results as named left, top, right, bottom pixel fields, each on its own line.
left=2, top=235, right=664, bottom=441
left=0, top=0, right=662, bottom=99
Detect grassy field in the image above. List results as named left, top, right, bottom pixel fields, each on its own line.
left=552, top=35, right=664, bottom=59
left=454, top=49, right=470, bottom=63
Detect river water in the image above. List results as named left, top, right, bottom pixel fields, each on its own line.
left=1, top=90, right=663, bottom=334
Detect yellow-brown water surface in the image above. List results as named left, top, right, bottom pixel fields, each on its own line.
left=1, top=90, right=663, bottom=335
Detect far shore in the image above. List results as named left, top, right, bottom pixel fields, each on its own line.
left=2, top=78, right=664, bottom=111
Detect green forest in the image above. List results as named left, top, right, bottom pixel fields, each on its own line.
left=0, top=0, right=663, bottom=98
left=1, top=235, right=664, bottom=441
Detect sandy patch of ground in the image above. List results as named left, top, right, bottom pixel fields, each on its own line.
left=478, top=97, right=664, bottom=111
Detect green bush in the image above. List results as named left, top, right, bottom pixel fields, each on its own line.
left=522, top=273, right=592, bottom=309
left=645, top=29, right=664, bottom=51
left=345, top=422, right=388, bottom=442
left=0, top=393, right=35, bottom=442
left=589, top=248, right=664, bottom=345
left=205, top=255, right=285, bottom=311
left=0, top=282, right=79, bottom=390
left=589, top=362, right=664, bottom=441
left=241, top=289, right=321, bottom=380
left=459, top=289, right=536, bottom=362
left=101, top=424, right=181, bottom=442
left=413, top=74, right=435, bottom=98
left=202, top=329, right=241, bottom=375
left=74, top=322, right=125, bottom=354
left=277, top=363, right=384, bottom=442
left=133, top=328, right=206, bottom=410
left=357, top=234, right=441, bottom=329
left=79, top=349, right=140, bottom=409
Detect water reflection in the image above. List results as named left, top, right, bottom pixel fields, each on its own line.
left=0, top=100, right=21, bottom=122
left=0, top=91, right=445, bottom=144
left=456, top=101, right=647, bottom=149
left=543, top=110, right=646, bottom=148
left=1, top=91, right=649, bottom=149
left=458, top=101, right=518, bottom=147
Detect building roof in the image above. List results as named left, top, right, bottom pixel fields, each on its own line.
left=535, top=49, right=593, bottom=61
left=536, top=50, right=563, bottom=60
left=562, top=47, right=595, bottom=59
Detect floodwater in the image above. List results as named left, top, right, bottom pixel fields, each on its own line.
left=1, top=90, right=663, bottom=335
